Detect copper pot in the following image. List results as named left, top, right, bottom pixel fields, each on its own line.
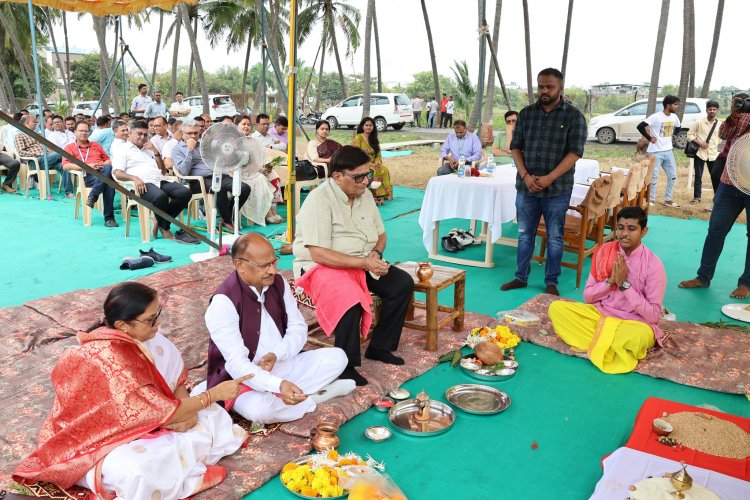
left=415, top=262, right=433, bottom=283
left=310, top=421, right=340, bottom=451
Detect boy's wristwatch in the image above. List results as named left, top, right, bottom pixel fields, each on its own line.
left=619, top=280, right=631, bottom=291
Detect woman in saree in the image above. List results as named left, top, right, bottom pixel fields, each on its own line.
left=352, top=117, right=393, bottom=205
left=14, top=282, right=251, bottom=500
left=306, top=119, right=342, bottom=171
left=234, top=114, right=284, bottom=225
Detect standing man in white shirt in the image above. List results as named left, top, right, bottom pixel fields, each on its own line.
left=144, top=91, right=168, bottom=119
left=204, top=233, right=352, bottom=424
left=112, top=120, right=195, bottom=243
left=130, top=84, right=152, bottom=119
left=411, top=95, right=424, bottom=127
left=169, top=92, right=191, bottom=118
left=637, top=95, right=681, bottom=207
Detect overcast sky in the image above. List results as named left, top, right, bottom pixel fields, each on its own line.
left=55, top=0, right=747, bottom=93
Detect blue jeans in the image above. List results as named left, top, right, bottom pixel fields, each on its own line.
left=84, top=164, right=115, bottom=220
left=650, top=150, right=676, bottom=202
left=427, top=113, right=437, bottom=128
left=515, top=189, right=572, bottom=285
left=32, top=152, right=73, bottom=194
left=696, top=182, right=750, bottom=288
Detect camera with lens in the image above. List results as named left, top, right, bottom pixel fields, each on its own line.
left=733, top=96, right=750, bottom=113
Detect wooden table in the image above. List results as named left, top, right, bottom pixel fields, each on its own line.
left=397, top=261, right=466, bottom=351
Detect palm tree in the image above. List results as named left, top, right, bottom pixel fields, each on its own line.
left=468, top=0, right=487, bottom=132
left=647, top=0, right=670, bottom=115
left=0, top=62, right=16, bottom=112
left=362, top=0, right=374, bottom=118
left=179, top=3, right=209, bottom=114
left=0, top=6, right=37, bottom=101
left=42, top=8, right=73, bottom=106
left=521, top=0, right=533, bottom=105
left=451, top=60, right=474, bottom=120
left=676, top=0, right=694, bottom=122
left=150, top=8, right=165, bottom=87
left=700, top=0, right=724, bottom=97
left=420, top=0, right=440, bottom=103
left=62, top=11, right=71, bottom=101
left=561, top=0, right=574, bottom=82
left=372, top=2, right=382, bottom=92
left=483, top=0, right=503, bottom=124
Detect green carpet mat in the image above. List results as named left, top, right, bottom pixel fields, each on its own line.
left=0, top=186, right=747, bottom=500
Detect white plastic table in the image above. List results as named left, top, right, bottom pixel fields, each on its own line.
left=418, top=165, right=518, bottom=268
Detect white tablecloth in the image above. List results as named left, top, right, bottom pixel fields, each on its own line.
left=418, top=166, right=518, bottom=253
left=575, top=158, right=600, bottom=185
left=590, top=447, right=749, bottom=500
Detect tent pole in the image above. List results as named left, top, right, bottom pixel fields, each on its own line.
left=120, top=16, right=127, bottom=111
left=261, top=0, right=267, bottom=114
left=285, top=0, right=298, bottom=243
left=27, top=0, right=51, bottom=199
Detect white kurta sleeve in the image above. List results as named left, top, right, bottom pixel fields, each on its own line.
left=205, top=295, right=283, bottom=393
left=268, top=280, right=309, bottom=362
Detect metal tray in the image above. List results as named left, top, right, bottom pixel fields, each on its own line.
left=280, top=454, right=348, bottom=499
left=461, top=355, right=517, bottom=381
left=388, top=399, right=456, bottom=437
left=445, top=384, right=511, bottom=415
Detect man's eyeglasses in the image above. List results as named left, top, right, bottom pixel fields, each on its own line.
left=341, top=170, right=374, bottom=183
left=236, top=256, right=279, bottom=271
left=506, top=119, right=517, bottom=124
left=132, top=306, right=163, bottom=327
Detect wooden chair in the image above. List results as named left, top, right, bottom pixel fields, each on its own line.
left=592, top=169, right=626, bottom=243
left=71, top=170, right=104, bottom=227
left=532, top=175, right=613, bottom=289
left=20, top=156, right=57, bottom=200
left=638, top=156, right=657, bottom=213
left=620, top=163, right=643, bottom=208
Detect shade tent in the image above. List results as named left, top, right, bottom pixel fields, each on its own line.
left=9, top=0, right=302, bottom=246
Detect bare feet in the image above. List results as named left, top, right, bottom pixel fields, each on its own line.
left=160, top=228, right=175, bottom=240
left=730, top=285, right=750, bottom=299
left=678, top=278, right=708, bottom=289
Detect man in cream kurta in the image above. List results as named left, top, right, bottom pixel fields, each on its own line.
left=205, top=234, right=353, bottom=424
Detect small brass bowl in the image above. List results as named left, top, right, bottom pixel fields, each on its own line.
left=365, top=425, right=392, bottom=442
left=652, top=418, right=673, bottom=436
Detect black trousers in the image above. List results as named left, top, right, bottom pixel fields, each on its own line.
left=141, top=180, right=192, bottom=230
left=0, top=154, right=20, bottom=187
left=333, top=266, right=414, bottom=366
left=692, top=157, right=715, bottom=199
left=191, top=174, right=250, bottom=224
left=709, top=155, right=726, bottom=194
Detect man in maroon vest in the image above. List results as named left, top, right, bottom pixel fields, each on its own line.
left=205, top=233, right=353, bottom=423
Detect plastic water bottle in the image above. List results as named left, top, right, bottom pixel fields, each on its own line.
left=457, top=155, right=466, bottom=178
left=487, top=152, right=495, bottom=174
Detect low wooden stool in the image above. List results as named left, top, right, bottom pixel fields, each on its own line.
left=397, top=261, right=466, bottom=351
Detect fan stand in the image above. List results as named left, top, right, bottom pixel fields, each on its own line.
left=190, top=190, right=222, bottom=262
left=217, top=174, right=244, bottom=247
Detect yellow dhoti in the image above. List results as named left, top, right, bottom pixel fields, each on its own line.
left=548, top=301, right=655, bottom=374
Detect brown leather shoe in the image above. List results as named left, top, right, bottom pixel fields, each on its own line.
left=2, top=184, right=16, bottom=194
left=500, top=278, right=527, bottom=291
left=545, top=284, right=560, bottom=296
left=279, top=243, right=293, bottom=255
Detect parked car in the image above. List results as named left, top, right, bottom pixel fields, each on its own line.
left=72, top=101, right=115, bottom=117
left=184, top=94, right=238, bottom=122
left=587, top=98, right=709, bottom=148
left=322, top=93, right=413, bottom=132
left=24, top=103, right=41, bottom=117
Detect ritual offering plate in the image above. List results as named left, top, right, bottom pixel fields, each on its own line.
left=445, top=384, right=511, bottom=415
left=721, top=303, right=750, bottom=323
left=460, top=354, right=517, bottom=381
left=280, top=450, right=385, bottom=499
left=388, top=391, right=455, bottom=437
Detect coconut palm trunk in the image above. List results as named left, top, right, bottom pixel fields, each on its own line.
left=700, top=0, right=724, bottom=98
left=63, top=11, right=71, bottom=100
left=46, top=10, right=72, bottom=106
left=179, top=4, right=209, bottom=115
left=315, top=31, right=327, bottom=111
left=241, top=37, right=252, bottom=113
left=302, top=39, right=323, bottom=113
left=521, top=0, right=533, bottom=105
left=0, top=10, right=35, bottom=100
left=151, top=10, right=164, bottom=87
left=468, top=0, right=487, bottom=131
left=676, top=0, right=694, bottom=122
left=362, top=0, right=374, bottom=118
left=420, top=0, right=440, bottom=102
left=171, top=15, right=181, bottom=96
left=92, top=16, right=111, bottom=113
left=647, top=0, right=670, bottom=115
left=561, top=0, right=574, bottom=81
left=373, top=2, right=382, bottom=93
left=326, top=1, right=348, bottom=99
left=483, top=0, right=503, bottom=123
left=0, top=62, right=17, bottom=112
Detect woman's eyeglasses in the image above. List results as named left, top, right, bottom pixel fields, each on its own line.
left=133, top=306, right=163, bottom=327
left=341, top=170, right=374, bottom=183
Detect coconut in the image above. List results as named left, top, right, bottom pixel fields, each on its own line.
left=474, top=342, right=504, bottom=365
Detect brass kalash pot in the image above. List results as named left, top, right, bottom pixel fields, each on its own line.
left=310, top=420, right=340, bottom=452
left=666, top=462, right=693, bottom=499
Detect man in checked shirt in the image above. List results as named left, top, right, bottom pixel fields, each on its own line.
left=500, top=68, right=587, bottom=296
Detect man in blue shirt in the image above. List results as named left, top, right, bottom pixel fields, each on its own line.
left=172, top=119, right=251, bottom=232
left=436, top=120, right=483, bottom=175
left=89, top=115, right=115, bottom=155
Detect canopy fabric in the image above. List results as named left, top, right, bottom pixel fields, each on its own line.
left=5, top=0, right=195, bottom=16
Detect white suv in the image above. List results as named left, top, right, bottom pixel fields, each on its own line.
left=184, top=94, right=238, bottom=122
left=322, top=93, right=413, bottom=132
left=73, top=101, right=115, bottom=117
left=588, top=97, right=709, bottom=148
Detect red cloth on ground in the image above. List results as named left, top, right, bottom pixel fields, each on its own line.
left=294, top=265, right=372, bottom=339
left=623, top=397, right=750, bottom=481
left=591, top=240, right=619, bottom=282
left=13, top=327, right=179, bottom=488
